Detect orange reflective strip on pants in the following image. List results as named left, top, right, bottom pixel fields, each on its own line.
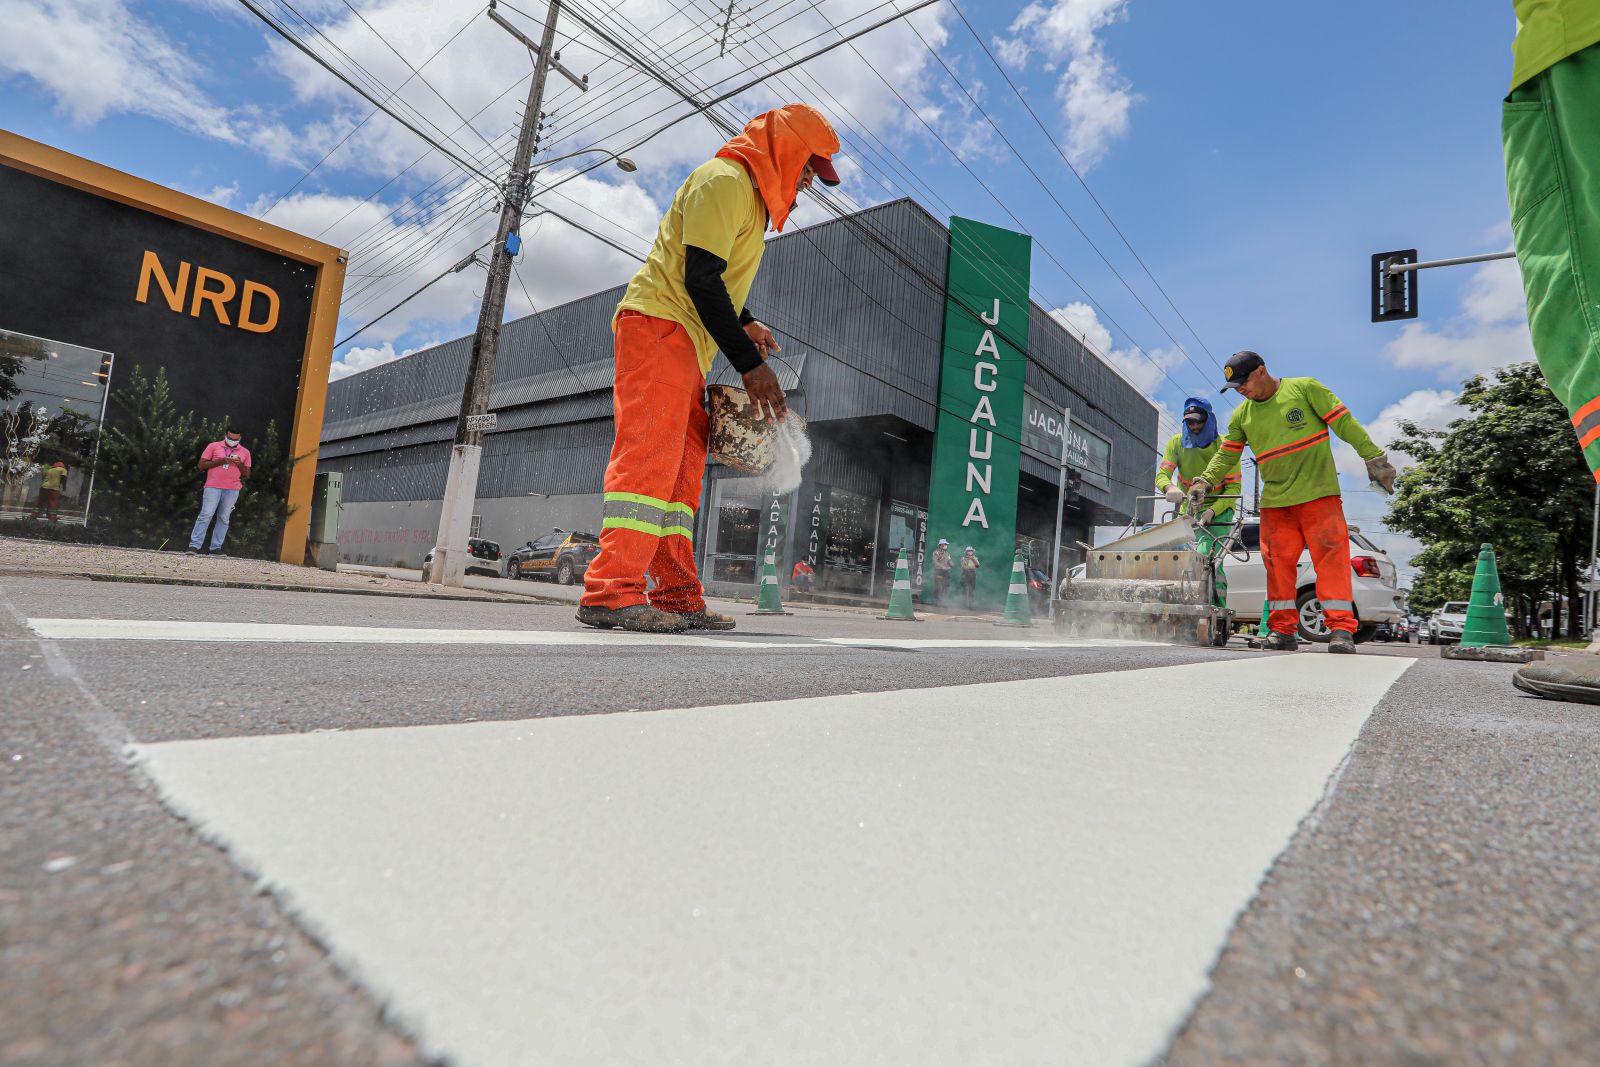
left=1261, top=494, right=1357, bottom=636
left=581, top=311, right=709, bottom=613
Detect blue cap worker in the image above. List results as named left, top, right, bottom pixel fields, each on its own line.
left=1154, top=396, right=1237, bottom=610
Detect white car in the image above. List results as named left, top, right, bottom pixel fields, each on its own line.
left=1426, top=602, right=1469, bottom=645
left=1218, top=518, right=1404, bottom=642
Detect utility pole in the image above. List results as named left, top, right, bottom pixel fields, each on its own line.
left=431, top=0, right=587, bottom=587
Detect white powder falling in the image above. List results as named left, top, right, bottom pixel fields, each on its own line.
left=763, top=418, right=813, bottom=495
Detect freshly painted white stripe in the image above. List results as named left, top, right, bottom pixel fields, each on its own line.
left=134, top=655, right=1411, bottom=1067
left=26, top=618, right=1153, bottom=651
left=28, top=618, right=798, bottom=648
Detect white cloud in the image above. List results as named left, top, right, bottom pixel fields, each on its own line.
left=329, top=339, right=439, bottom=381
left=1048, top=301, right=1182, bottom=432
left=995, top=0, right=1138, bottom=170
left=0, top=0, right=239, bottom=140
left=1333, top=387, right=1465, bottom=480
left=1385, top=253, right=1533, bottom=378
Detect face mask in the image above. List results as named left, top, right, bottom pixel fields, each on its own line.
left=225, top=438, right=240, bottom=448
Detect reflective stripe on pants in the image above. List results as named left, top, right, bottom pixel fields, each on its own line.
left=1261, top=494, right=1357, bottom=636
left=580, top=311, right=709, bottom=612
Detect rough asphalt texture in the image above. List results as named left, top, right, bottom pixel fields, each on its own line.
left=1165, top=656, right=1600, bottom=1066
left=5, top=572, right=1598, bottom=1065
left=0, top=599, right=429, bottom=1066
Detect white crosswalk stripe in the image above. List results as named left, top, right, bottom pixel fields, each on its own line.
left=134, top=654, right=1412, bottom=1066
left=27, top=617, right=1159, bottom=650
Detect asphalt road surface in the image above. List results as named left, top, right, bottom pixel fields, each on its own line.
left=4, top=575, right=1596, bottom=1066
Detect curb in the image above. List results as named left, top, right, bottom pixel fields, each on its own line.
left=1440, top=644, right=1544, bottom=664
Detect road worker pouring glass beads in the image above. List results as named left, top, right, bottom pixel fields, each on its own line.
left=1155, top=395, right=1238, bottom=609
left=1187, top=351, right=1397, bottom=655
left=577, top=103, right=841, bottom=634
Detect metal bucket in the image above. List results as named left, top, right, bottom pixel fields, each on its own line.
left=707, top=384, right=806, bottom=474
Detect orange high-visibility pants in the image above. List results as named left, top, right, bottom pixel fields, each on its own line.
left=1261, top=494, right=1357, bottom=636
left=580, top=311, right=709, bottom=613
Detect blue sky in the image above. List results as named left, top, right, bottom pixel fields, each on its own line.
left=0, top=0, right=1528, bottom=573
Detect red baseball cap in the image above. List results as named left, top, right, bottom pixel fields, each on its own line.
left=808, top=153, right=840, bottom=186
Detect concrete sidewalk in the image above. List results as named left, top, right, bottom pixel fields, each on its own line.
left=0, top=537, right=539, bottom=604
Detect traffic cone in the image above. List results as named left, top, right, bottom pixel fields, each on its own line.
left=748, top=553, right=792, bottom=616
left=1459, top=542, right=1513, bottom=648
left=994, top=550, right=1035, bottom=627
left=880, top=549, right=920, bottom=621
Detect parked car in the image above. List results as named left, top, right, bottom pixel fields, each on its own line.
left=506, top=529, right=600, bottom=585
left=422, top=538, right=503, bottom=578
left=1218, top=519, right=1404, bottom=643
left=1426, top=601, right=1470, bottom=645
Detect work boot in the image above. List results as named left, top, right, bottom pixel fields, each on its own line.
left=575, top=604, right=689, bottom=633
left=1259, top=631, right=1299, bottom=652
left=671, top=607, right=736, bottom=631
left=1512, top=656, right=1600, bottom=705
left=1328, top=630, right=1356, bottom=654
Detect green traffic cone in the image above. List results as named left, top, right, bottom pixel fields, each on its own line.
left=995, top=550, right=1035, bottom=627
left=880, top=549, right=920, bottom=621
left=1459, top=542, right=1512, bottom=648
left=749, top=552, right=792, bottom=615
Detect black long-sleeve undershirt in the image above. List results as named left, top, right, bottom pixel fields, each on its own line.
left=685, top=244, right=763, bottom=374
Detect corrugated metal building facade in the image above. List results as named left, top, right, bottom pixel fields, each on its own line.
left=319, top=198, right=1160, bottom=597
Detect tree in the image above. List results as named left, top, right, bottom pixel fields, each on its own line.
left=1386, top=362, right=1593, bottom=636
left=87, top=367, right=298, bottom=558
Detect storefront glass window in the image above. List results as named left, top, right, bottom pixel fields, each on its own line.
left=703, top=476, right=765, bottom=585
left=819, top=486, right=878, bottom=596
left=0, top=328, right=113, bottom=526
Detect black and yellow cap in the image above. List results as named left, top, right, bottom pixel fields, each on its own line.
left=1220, top=350, right=1265, bottom=392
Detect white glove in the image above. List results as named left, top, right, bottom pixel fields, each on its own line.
left=1164, top=485, right=1185, bottom=505
left=1366, top=453, right=1398, bottom=495
left=1196, top=508, right=1215, bottom=525
left=1187, top=478, right=1211, bottom=509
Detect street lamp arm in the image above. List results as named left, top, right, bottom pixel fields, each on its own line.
left=533, top=146, right=637, bottom=172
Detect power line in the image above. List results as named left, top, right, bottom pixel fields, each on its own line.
left=236, top=0, right=500, bottom=187
left=259, top=7, right=489, bottom=216
left=337, top=0, right=506, bottom=160
left=949, top=1, right=1223, bottom=370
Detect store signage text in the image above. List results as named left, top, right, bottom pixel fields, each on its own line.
left=135, top=250, right=281, bottom=334
left=925, top=216, right=1031, bottom=610
left=1020, top=393, right=1113, bottom=490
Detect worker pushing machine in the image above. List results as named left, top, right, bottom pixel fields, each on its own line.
left=1155, top=396, right=1240, bottom=609
left=1188, top=351, right=1397, bottom=654
left=577, top=103, right=841, bottom=633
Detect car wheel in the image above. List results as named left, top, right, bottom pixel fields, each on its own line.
left=1295, top=589, right=1332, bottom=643
left=556, top=557, right=575, bottom=585
left=508, top=560, right=521, bottom=580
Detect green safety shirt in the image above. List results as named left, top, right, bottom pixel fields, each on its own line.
left=1199, top=377, right=1382, bottom=510
left=1154, top=434, right=1240, bottom=517
left=1511, top=0, right=1600, bottom=90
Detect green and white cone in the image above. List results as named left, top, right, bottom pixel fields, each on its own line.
left=880, top=549, right=919, bottom=621
left=995, top=550, right=1035, bottom=627
left=1459, top=542, right=1512, bottom=648
left=749, top=552, right=792, bottom=615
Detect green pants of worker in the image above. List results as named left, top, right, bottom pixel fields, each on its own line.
left=1192, top=508, right=1234, bottom=610
left=1504, top=42, right=1600, bottom=476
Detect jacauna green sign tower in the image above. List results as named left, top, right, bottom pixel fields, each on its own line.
left=925, top=217, right=1032, bottom=608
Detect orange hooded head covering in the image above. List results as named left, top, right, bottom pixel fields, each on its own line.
left=714, top=103, right=840, bottom=233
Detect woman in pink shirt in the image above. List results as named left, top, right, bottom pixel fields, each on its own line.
left=187, top=429, right=251, bottom=554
